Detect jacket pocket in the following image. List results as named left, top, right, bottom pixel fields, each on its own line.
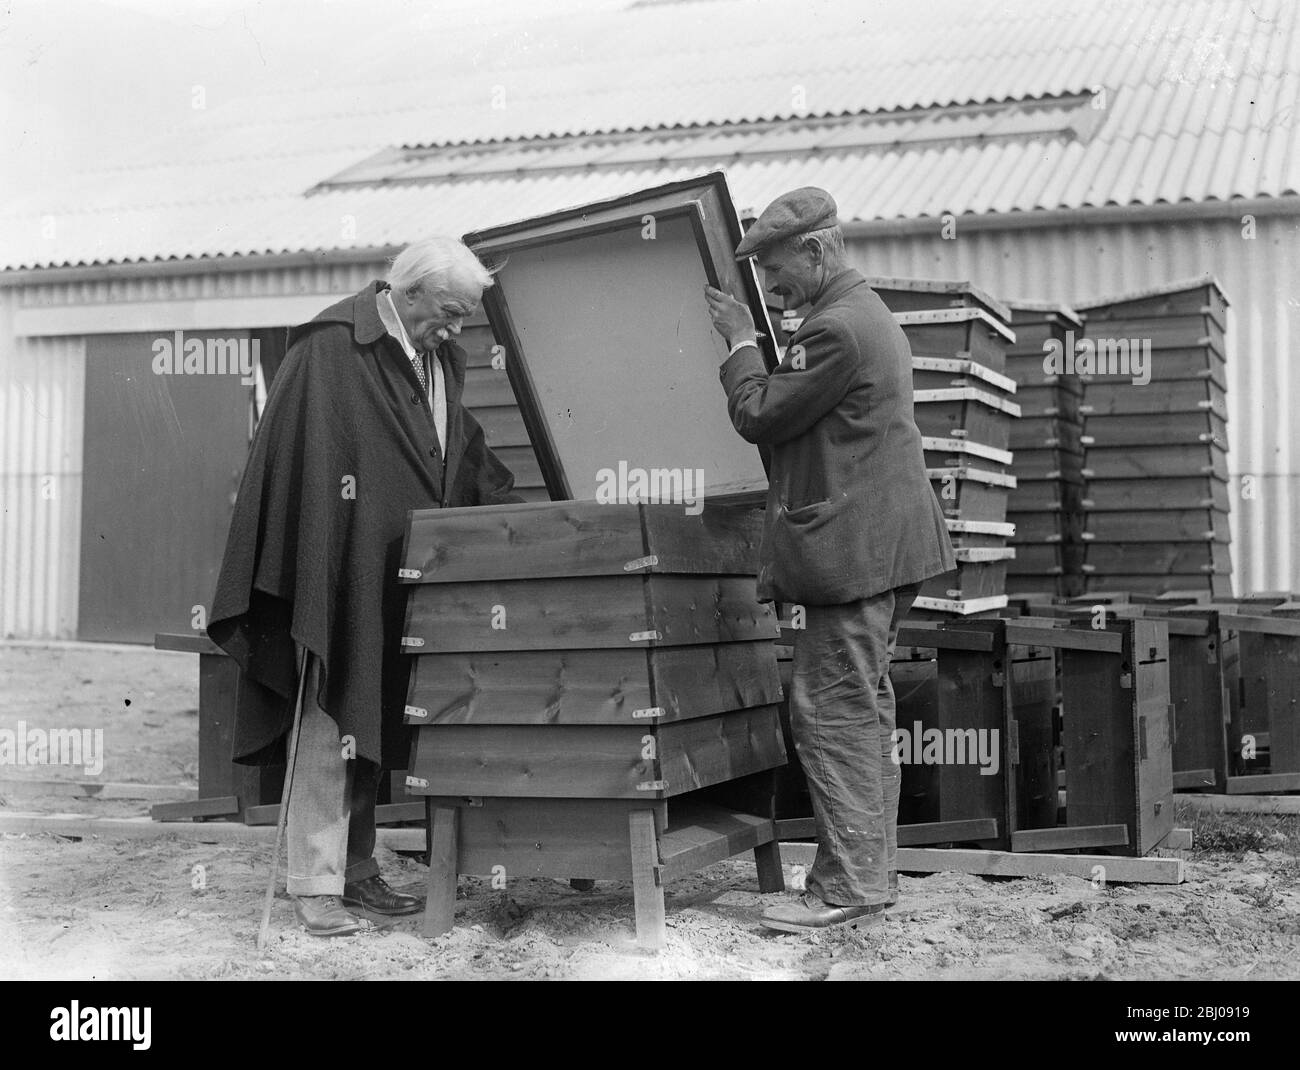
left=767, top=496, right=859, bottom=604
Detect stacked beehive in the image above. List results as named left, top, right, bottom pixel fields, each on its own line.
left=397, top=501, right=788, bottom=877
left=866, top=277, right=1020, bottom=619
left=1076, top=279, right=1233, bottom=597
left=1003, top=301, right=1092, bottom=597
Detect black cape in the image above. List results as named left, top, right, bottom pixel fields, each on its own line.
left=208, top=282, right=520, bottom=768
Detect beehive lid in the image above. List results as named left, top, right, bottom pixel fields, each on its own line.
left=465, top=172, right=777, bottom=507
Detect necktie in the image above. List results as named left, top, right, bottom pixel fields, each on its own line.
left=411, top=350, right=428, bottom=395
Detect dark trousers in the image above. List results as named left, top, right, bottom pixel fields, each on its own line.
left=790, top=583, right=919, bottom=906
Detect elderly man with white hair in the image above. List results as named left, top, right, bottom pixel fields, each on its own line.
left=210, top=236, right=522, bottom=937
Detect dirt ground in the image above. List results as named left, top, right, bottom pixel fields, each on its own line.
left=2, top=643, right=1299, bottom=981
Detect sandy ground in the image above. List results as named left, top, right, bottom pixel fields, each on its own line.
left=2, top=644, right=1299, bottom=981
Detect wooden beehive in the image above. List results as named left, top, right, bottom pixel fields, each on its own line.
left=1077, top=279, right=1233, bottom=597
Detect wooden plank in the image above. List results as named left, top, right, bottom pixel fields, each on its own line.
left=1002, top=622, right=1123, bottom=652
left=0, top=779, right=197, bottom=802
left=1178, top=793, right=1300, bottom=814
left=1159, top=828, right=1194, bottom=850
left=149, top=795, right=240, bottom=821
left=1010, top=824, right=1130, bottom=852
left=657, top=802, right=776, bottom=883
left=779, top=842, right=1184, bottom=883
left=1172, top=769, right=1219, bottom=791
left=406, top=707, right=786, bottom=800
left=1225, top=772, right=1300, bottom=794
left=154, top=632, right=226, bottom=655
left=405, top=642, right=782, bottom=726
left=629, top=809, right=666, bottom=950
left=403, top=575, right=778, bottom=651
left=898, top=818, right=1000, bottom=845
left=422, top=804, right=459, bottom=939
left=400, top=501, right=763, bottom=582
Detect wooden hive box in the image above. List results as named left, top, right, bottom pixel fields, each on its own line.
left=400, top=173, right=796, bottom=948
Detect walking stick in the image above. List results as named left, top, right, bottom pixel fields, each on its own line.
left=256, top=646, right=310, bottom=951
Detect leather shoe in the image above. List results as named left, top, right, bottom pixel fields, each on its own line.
left=293, top=894, right=366, bottom=937
left=760, top=892, right=888, bottom=932
left=342, top=875, right=424, bottom=916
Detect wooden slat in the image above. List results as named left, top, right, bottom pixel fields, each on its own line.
left=1010, top=824, right=1130, bottom=852
left=658, top=802, right=776, bottom=883
left=780, top=842, right=1185, bottom=883
left=403, top=574, right=777, bottom=651
left=1225, top=773, right=1300, bottom=794
left=630, top=809, right=666, bottom=950
left=401, top=500, right=763, bottom=582
left=154, top=632, right=226, bottom=655
left=149, top=795, right=240, bottom=822
left=405, top=642, right=782, bottom=726
left=405, top=706, right=786, bottom=799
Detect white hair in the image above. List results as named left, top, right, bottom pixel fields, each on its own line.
left=388, top=236, right=495, bottom=300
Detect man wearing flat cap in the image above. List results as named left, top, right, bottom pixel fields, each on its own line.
left=705, top=187, right=955, bottom=931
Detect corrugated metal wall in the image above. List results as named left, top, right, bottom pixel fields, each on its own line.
left=2, top=219, right=1297, bottom=639
left=846, top=214, right=1300, bottom=594
left=0, top=287, right=85, bottom=638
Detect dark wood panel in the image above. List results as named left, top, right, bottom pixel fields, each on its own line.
left=403, top=574, right=777, bottom=651
left=401, top=500, right=762, bottom=582
left=406, top=706, right=785, bottom=799
left=405, top=641, right=782, bottom=725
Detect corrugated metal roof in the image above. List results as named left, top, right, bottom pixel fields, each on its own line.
left=4, top=0, right=1299, bottom=270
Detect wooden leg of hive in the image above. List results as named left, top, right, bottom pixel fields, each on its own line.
left=629, top=809, right=665, bottom=950
left=753, top=839, right=785, bottom=892
left=422, top=802, right=458, bottom=939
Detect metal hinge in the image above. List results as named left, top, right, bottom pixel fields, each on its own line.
left=401, top=636, right=425, bottom=648
left=397, top=568, right=422, bottom=580
left=632, top=707, right=665, bottom=719
left=623, top=555, right=659, bottom=572
left=404, top=705, right=428, bottom=720
left=637, top=779, right=669, bottom=792
left=629, top=630, right=662, bottom=643
left=405, top=775, right=429, bottom=789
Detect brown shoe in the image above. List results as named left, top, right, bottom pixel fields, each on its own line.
left=760, top=892, right=888, bottom=932
left=293, top=894, right=366, bottom=937
left=342, top=875, right=424, bottom=916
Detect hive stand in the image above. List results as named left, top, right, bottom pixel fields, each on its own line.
left=1011, top=615, right=1175, bottom=855
left=891, top=619, right=1057, bottom=850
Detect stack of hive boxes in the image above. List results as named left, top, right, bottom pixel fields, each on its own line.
left=398, top=501, right=789, bottom=868
left=1076, top=279, right=1233, bottom=597
left=1004, top=301, right=1092, bottom=597
left=866, top=277, right=1020, bottom=619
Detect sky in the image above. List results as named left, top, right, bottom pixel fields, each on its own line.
left=0, top=0, right=573, bottom=210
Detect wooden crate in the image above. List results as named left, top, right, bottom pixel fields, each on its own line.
left=919, top=550, right=1014, bottom=602
left=912, top=356, right=1018, bottom=396
left=1010, top=616, right=1176, bottom=856
left=1085, top=410, right=1227, bottom=447
left=866, top=275, right=1013, bottom=323
left=929, top=466, right=1014, bottom=523
left=1079, top=278, right=1228, bottom=328
left=914, top=387, right=1020, bottom=448
left=896, top=309, right=1015, bottom=373
left=893, top=619, right=1058, bottom=850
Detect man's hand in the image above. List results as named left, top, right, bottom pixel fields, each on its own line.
left=704, top=284, right=757, bottom=351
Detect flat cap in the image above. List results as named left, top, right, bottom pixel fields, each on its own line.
left=735, top=187, right=839, bottom=260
